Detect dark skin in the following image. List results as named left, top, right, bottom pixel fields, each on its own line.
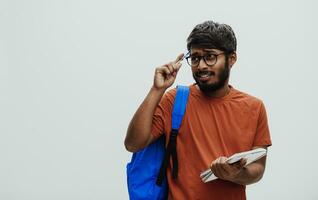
left=125, top=48, right=268, bottom=185
left=210, top=146, right=267, bottom=185
left=124, top=53, right=184, bottom=152
left=190, top=48, right=267, bottom=185
left=190, top=48, right=234, bottom=97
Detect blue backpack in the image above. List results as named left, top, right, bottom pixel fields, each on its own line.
left=126, top=85, right=190, bottom=200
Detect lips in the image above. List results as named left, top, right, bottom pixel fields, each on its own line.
left=195, top=71, right=215, bottom=81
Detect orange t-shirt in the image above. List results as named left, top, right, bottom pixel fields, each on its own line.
left=151, top=84, right=272, bottom=200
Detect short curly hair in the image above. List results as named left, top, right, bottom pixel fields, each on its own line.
left=187, top=21, right=237, bottom=53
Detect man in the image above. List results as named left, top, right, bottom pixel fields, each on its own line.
left=125, top=20, right=272, bottom=200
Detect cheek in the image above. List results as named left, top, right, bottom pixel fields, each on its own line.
left=213, top=63, right=228, bottom=77
left=212, top=67, right=224, bottom=78
left=191, top=68, right=198, bottom=77
left=214, top=69, right=223, bottom=77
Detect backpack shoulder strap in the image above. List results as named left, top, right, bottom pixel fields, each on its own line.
left=172, top=85, right=190, bottom=131
left=156, top=85, right=190, bottom=186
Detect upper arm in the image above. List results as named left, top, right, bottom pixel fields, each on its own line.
left=151, top=89, right=175, bottom=139
left=253, top=102, right=272, bottom=147
left=146, top=133, right=157, bottom=147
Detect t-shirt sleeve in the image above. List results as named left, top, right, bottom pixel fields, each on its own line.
left=151, top=90, right=175, bottom=140
left=253, top=101, right=272, bottom=147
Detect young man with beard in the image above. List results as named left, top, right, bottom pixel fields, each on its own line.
left=125, top=21, right=272, bottom=200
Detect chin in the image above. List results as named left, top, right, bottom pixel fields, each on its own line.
left=199, top=84, right=222, bottom=93
left=195, top=78, right=226, bottom=93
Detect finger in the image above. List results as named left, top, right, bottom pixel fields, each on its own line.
left=219, top=157, right=227, bottom=163
left=238, top=158, right=247, bottom=168
left=211, top=157, right=224, bottom=176
left=210, top=158, right=218, bottom=172
left=231, top=158, right=246, bottom=167
left=159, top=65, right=173, bottom=75
left=167, top=62, right=175, bottom=73
left=217, top=157, right=229, bottom=172
left=227, top=160, right=245, bottom=175
left=214, top=164, right=227, bottom=179
left=169, top=61, right=182, bottom=78
left=155, top=68, right=172, bottom=81
left=211, top=157, right=225, bottom=167
left=222, top=161, right=234, bottom=174
left=173, top=61, right=182, bottom=71
left=211, top=157, right=221, bottom=167
left=174, top=53, right=185, bottom=63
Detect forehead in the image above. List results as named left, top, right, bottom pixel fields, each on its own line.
left=190, top=48, right=223, bottom=54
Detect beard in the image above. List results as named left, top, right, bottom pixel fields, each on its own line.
left=193, top=60, right=230, bottom=94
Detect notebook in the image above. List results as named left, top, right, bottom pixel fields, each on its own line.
left=200, top=148, right=267, bottom=183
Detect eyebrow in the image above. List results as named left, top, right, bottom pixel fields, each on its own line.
left=202, top=49, right=219, bottom=53
left=191, top=50, right=219, bottom=56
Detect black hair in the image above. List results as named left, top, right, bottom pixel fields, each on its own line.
left=186, top=21, right=237, bottom=53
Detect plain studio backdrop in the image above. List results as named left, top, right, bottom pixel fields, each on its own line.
left=0, top=0, right=317, bottom=199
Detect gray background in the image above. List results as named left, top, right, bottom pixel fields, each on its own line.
left=1, top=0, right=317, bottom=199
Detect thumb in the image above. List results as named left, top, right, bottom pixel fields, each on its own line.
left=238, top=158, right=247, bottom=168
left=231, top=158, right=247, bottom=170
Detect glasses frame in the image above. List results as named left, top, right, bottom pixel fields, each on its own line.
left=185, top=52, right=225, bottom=68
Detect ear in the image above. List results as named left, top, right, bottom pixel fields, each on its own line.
left=228, top=52, right=237, bottom=68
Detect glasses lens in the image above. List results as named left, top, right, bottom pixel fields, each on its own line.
left=186, top=53, right=221, bottom=67
left=204, top=54, right=217, bottom=66
left=186, top=56, right=199, bottom=67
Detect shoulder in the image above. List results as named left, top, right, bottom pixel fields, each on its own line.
left=161, top=87, right=176, bottom=103
left=162, top=85, right=191, bottom=101
left=232, top=87, right=264, bottom=105
left=157, top=87, right=178, bottom=111
left=164, top=87, right=177, bottom=98
left=160, top=85, right=191, bottom=107
left=230, top=87, right=267, bottom=114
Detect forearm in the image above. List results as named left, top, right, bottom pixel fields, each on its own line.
left=230, top=157, right=266, bottom=185
left=125, top=53, right=184, bottom=152
left=124, top=86, right=166, bottom=152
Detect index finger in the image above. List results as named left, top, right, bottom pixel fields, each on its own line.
left=174, top=53, right=185, bottom=63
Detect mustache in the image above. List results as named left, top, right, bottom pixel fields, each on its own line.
left=194, top=71, right=215, bottom=77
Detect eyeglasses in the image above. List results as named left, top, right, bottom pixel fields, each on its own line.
left=185, top=52, right=225, bottom=68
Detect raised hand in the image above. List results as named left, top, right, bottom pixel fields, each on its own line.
left=153, top=53, right=184, bottom=90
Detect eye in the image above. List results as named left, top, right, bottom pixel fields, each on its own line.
left=205, top=54, right=216, bottom=61
left=191, top=56, right=200, bottom=63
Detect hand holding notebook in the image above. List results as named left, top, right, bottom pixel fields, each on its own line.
left=200, top=148, right=267, bottom=183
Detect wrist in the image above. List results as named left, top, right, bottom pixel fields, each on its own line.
left=150, top=85, right=167, bottom=95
